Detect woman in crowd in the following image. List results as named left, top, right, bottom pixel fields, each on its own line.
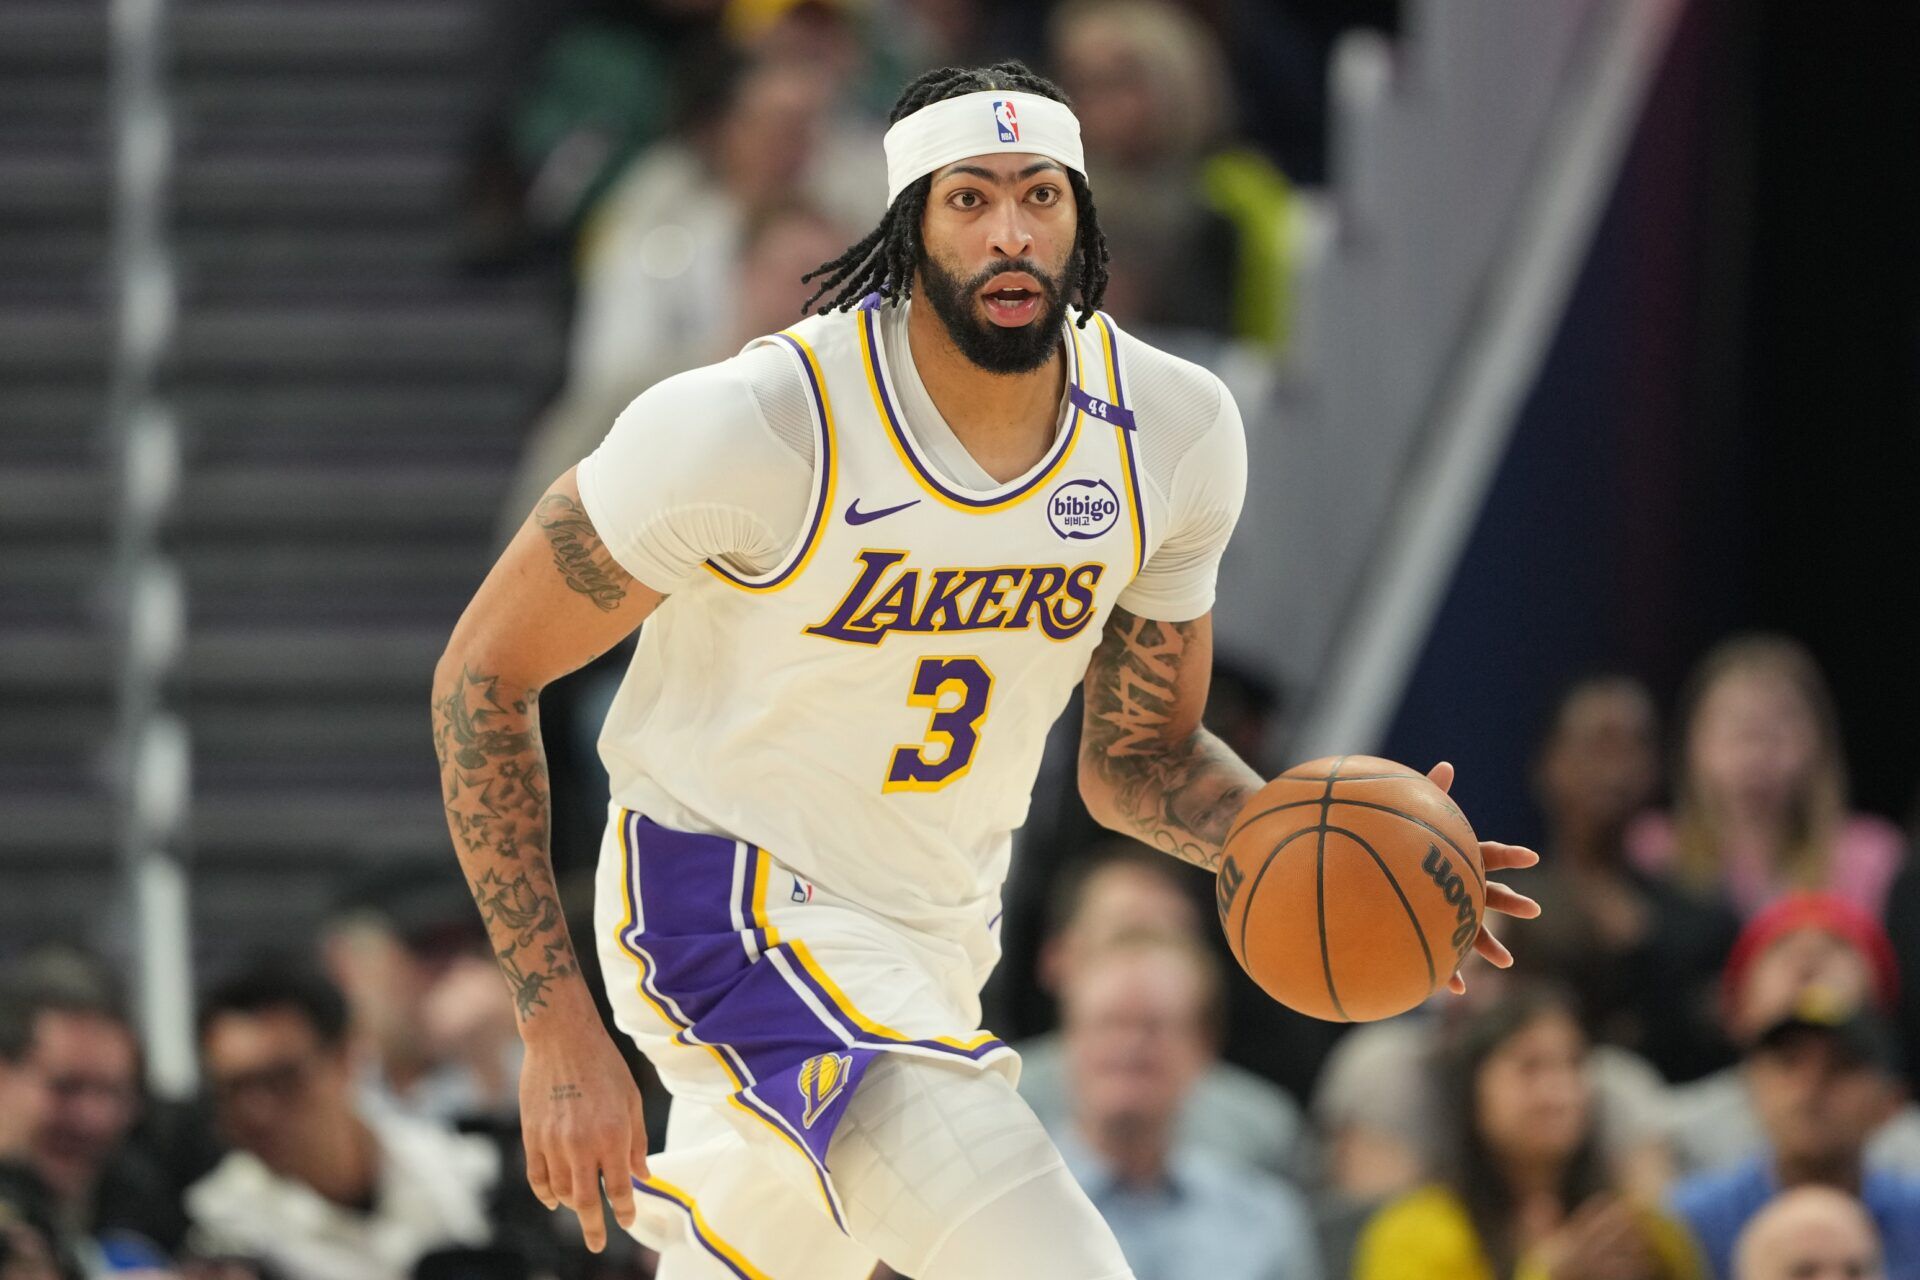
left=1518, top=674, right=1739, bottom=1082
left=1353, top=984, right=1702, bottom=1280
left=1629, top=635, right=1905, bottom=920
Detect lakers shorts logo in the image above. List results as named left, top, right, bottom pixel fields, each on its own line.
left=798, top=1051, right=853, bottom=1129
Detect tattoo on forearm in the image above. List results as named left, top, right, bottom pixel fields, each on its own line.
left=535, top=494, right=629, bottom=612
left=433, top=665, right=578, bottom=1020
left=1081, top=609, right=1261, bottom=872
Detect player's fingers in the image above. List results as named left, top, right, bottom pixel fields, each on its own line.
left=526, top=1145, right=559, bottom=1211
left=1478, top=840, right=1540, bottom=871
left=1473, top=925, right=1515, bottom=969
left=545, top=1151, right=575, bottom=1210
left=1484, top=881, right=1541, bottom=919
left=1426, top=761, right=1455, bottom=794
left=1447, top=970, right=1466, bottom=995
left=629, top=1098, right=652, bottom=1185
left=604, top=1141, right=639, bottom=1232
left=567, top=1157, right=608, bottom=1253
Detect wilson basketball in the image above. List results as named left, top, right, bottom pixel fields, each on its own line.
left=1214, top=755, right=1486, bottom=1022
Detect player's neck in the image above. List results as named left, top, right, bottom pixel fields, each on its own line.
left=905, top=299, right=1067, bottom=484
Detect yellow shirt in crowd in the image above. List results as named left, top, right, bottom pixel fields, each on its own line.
left=1352, top=1185, right=1706, bottom=1280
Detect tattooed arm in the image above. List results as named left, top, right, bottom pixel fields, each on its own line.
left=1078, top=606, right=1263, bottom=872
left=432, top=465, right=661, bottom=1250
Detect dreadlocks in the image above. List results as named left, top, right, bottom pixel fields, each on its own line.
left=801, top=62, right=1111, bottom=327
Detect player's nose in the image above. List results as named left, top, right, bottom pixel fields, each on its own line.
left=983, top=202, right=1035, bottom=258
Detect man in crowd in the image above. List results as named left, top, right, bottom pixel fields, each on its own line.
left=0, top=959, right=178, bottom=1271
left=1016, top=840, right=1313, bottom=1184
left=1669, top=996, right=1920, bottom=1279
left=1733, top=1186, right=1883, bottom=1280
left=184, top=966, right=524, bottom=1280
left=1052, top=929, right=1320, bottom=1280
left=1667, top=893, right=1920, bottom=1175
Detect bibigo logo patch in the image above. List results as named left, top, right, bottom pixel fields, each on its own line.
left=1046, top=478, right=1120, bottom=540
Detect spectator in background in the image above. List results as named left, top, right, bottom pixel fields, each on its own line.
left=1629, top=635, right=1905, bottom=920
left=1732, top=1185, right=1883, bottom=1280
left=500, top=197, right=849, bottom=529
left=1668, top=998, right=1920, bottom=1280
left=1516, top=674, right=1739, bottom=1082
left=563, top=46, right=880, bottom=419
left=184, top=966, right=519, bottom=1280
left=1054, top=930, right=1321, bottom=1280
left=1050, top=0, right=1314, bottom=352
left=1313, top=970, right=1672, bottom=1276
left=1884, top=831, right=1920, bottom=1102
left=0, top=958, right=180, bottom=1271
left=458, top=0, right=730, bottom=267
left=1354, top=984, right=1703, bottom=1280
left=1667, top=893, right=1920, bottom=1177
left=319, top=870, right=522, bottom=1128
left=1015, top=841, right=1315, bottom=1186
left=0, top=1165, right=72, bottom=1280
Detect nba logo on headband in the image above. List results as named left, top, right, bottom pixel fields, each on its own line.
left=883, top=90, right=1082, bottom=207
left=992, top=100, right=1019, bottom=143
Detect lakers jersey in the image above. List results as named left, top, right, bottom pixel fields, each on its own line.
left=578, top=299, right=1244, bottom=954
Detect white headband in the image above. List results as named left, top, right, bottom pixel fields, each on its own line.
left=882, top=90, right=1086, bottom=208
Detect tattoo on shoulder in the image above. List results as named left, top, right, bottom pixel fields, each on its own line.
left=535, top=493, right=630, bottom=612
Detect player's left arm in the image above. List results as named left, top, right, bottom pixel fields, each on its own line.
left=1077, top=611, right=1540, bottom=985
left=1075, top=369, right=1535, bottom=981
left=1077, top=605, right=1258, bottom=873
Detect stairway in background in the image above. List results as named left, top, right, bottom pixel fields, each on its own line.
left=0, top=1, right=119, bottom=943
left=0, top=0, right=565, bottom=962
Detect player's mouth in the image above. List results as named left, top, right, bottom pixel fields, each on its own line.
left=980, top=274, right=1043, bottom=327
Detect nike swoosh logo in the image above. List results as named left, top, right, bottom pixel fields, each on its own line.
left=845, top=498, right=920, bottom=525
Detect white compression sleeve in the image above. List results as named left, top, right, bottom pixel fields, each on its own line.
left=827, top=1055, right=1135, bottom=1280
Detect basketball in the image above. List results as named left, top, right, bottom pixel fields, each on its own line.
left=1214, top=755, right=1486, bottom=1023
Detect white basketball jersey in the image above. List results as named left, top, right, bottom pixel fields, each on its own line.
left=596, top=300, right=1159, bottom=951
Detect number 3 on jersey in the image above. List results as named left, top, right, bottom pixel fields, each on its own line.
left=883, top=656, right=994, bottom=793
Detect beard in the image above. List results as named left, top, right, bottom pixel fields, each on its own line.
left=916, top=247, right=1077, bottom=376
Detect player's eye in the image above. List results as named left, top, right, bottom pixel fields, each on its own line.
left=1030, top=185, right=1059, bottom=205
left=950, top=190, right=982, bottom=210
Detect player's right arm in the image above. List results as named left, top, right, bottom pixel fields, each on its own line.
left=433, top=349, right=812, bottom=1248
left=432, top=466, right=661, bottom=1251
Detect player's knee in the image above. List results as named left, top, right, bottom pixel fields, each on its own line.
left=828, top=1055, right=1129, bottom=1279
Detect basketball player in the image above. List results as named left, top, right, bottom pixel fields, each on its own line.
left=433, top=62, right=1540, bottom=1279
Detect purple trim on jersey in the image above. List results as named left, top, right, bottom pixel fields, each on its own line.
left=858, top=291, right=884, bottom=311
left=1093, top=312, right=1148, bottom=576
left=703, top=332, right=832, bottom=589
left=1068, top=382, right=1136, bottom=431
left=860, top=305, right=1083, bottom=509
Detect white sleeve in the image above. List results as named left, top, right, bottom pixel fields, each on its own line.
left=1115, top=379, right=1248, bottom=622
left=574, top=346, right=814, bottom=594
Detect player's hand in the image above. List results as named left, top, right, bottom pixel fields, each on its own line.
left=519, top=1018, right=651, bottom=1252
left=1426, top=760, right=1540, bottom=994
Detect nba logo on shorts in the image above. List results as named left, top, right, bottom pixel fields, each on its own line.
left=992, top=99, right=1019, bottom=142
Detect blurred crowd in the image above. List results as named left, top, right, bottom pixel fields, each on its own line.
left=10, top=0, right=1920, bottom=1278
left=12, top=624, right=1920, bottom=1279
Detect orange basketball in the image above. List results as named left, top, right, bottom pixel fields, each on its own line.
left=1215, top=755, right=1486, bottom=1023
